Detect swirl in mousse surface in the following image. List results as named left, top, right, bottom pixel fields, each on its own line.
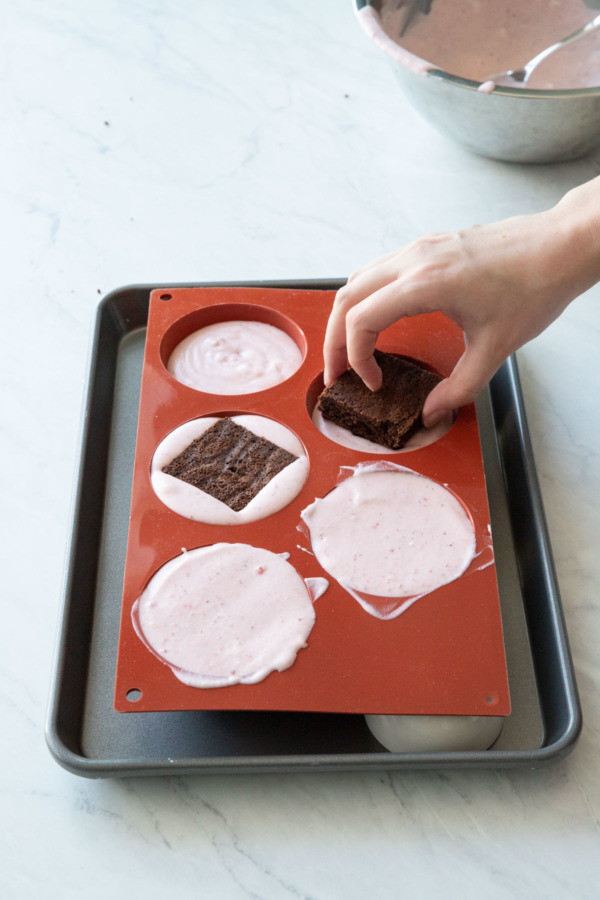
left=167, top=320, right=303, bottom=394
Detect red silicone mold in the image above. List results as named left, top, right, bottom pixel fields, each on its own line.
left=114, top=286, right=510, bottom=716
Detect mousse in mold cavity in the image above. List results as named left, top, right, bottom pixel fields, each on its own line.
left=161, top=417, right=298, bottom=512
left=134, top=543, right=317, bottom=688
left=301, top=462, right=477, bottom=618
left=318, top=351, right=442, bottom=451
left=312, top=405, right=453, bottom=453
left=152, top=415, right=309, bottom=525
left=167, top=319, right=303, bottom=394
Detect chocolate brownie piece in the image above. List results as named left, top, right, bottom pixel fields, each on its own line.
left=318, top=350, right=442, bottom=450
left=162, top=418, right=298, bottom=511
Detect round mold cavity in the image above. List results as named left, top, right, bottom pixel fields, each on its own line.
left=300, top=464, right=477, bottom=606
left=150, top=413, right=310, bottom=525
left=306, top=357, right=456, bottom=454
left=160, top=303, right=307, bottom=395
left=131, top=542, right=316, bottom=689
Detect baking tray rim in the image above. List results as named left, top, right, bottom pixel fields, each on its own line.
left=45, top=280, right=582, bottom=777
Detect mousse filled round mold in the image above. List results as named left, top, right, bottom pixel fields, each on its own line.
left=311, top=399, right=454, bottom=453
left=151, top=414, right=309, bottom=524
left=306, top=363, right=455, bottom=454
left=301, top=463, right=476, bottom=609
left=133, top=543, right=316, bottom=688
left=162, top=305, right=306, bottom=394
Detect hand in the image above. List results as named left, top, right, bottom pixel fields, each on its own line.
left=324, top=188, right=600, bottom=427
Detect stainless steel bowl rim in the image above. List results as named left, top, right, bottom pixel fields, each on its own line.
left=354, top=0, right=600, bottom=99
left=430, top=68, right=600, bottom=98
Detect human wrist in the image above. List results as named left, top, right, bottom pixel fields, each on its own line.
left=551, top=177, right=600, bottom=294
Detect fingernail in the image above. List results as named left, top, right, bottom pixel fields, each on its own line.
left=363, top=369, right=383, bottom=392
left=422, top=408, right=445, bottom=429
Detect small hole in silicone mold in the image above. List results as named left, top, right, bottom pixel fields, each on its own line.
left=126, top=688, right=142, bottom=702
left=159, top=293, right=172, bottom=301
left=160, top=303, right=307, bottom=394
left=306, top=358, right=456, bottom=454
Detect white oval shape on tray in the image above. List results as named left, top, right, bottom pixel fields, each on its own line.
left=365, top=713, right=504, bottom=753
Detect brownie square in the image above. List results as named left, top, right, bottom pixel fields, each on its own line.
left=318, top=350, right=442, bottom=450
left=162, top=418, right=298, bottom=511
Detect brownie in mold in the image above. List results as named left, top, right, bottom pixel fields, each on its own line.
left=162, top=417, right=298, bottom=512
left=318, top=351, right=442, bottom=450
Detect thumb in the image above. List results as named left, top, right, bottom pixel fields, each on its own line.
left=422, top=342, right=499, bottom=428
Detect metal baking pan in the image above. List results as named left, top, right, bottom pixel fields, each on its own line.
left=45, top=281, right=582, bottom=777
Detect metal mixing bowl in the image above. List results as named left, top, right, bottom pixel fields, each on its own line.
left=355, top=0, right=600, bottom=163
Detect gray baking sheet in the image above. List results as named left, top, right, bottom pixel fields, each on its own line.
left=46, top=281, right=581, bottom=777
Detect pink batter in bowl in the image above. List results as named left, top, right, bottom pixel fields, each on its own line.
left=355, top=0, right=600, bottom=162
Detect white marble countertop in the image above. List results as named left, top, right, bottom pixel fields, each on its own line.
left=3, top=1, right=600, bottom=897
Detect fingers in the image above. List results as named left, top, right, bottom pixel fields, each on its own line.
left=322, top=223, right=542, bottom=419
left=343, top=281, right=419, bottom=388
left=325, top=274, right=504, bottom=427
left=324, top=264, right=432, bottom=387
left=322, top=339, right=349, bottom=389
left=324, top=262, right=398, bottom=385
left=422, top=339, right=501, bottom=427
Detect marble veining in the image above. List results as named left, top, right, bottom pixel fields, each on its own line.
left=3, top=1, right=600, bottom=897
